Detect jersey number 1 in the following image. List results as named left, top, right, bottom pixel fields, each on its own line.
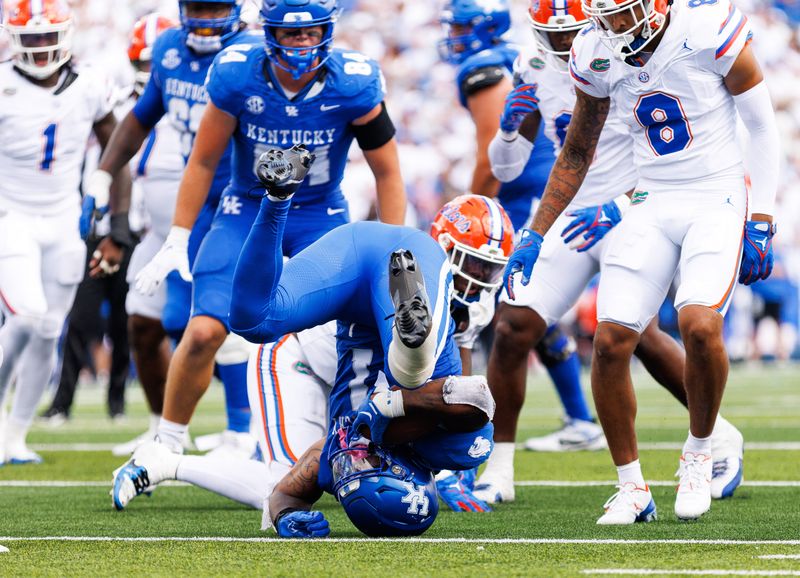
left=40, top=123, right=57, bottom=171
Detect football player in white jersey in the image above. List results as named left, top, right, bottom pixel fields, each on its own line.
left=0, top=0, right=132, bottom=464
left=488, top=0, right=744, bottom=507
left=112, top=13, right=190, bottom=457
left=504, top=0, right=778, bottom=522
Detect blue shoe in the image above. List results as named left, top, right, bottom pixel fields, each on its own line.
left=597, top=483, right=657, bottom=525
left=111, top=441, right=180, bottom=510
left=711, top=418, right=744, bottom=499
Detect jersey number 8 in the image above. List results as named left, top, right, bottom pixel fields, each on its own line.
left=634, top=92, right=693, bottom=156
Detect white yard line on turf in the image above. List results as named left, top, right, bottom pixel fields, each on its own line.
left=583, top=571, right=800, bottom=576
left=0, top=537, right=800, bottom=545
left=2, top=480, right=799, bottom=488
left=759, top=555, right=800, bottom=559
left=30, top=442, right=800, bottom=452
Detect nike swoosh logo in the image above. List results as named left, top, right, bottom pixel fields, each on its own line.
left=358, top=411, right=373, bottom=421
left=327, top=207, right=345, bottom=215
left=320, top=104, right=340, bottom=111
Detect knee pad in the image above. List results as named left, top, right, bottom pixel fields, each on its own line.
left=37, top=313, right=65, bottom=339
left=442, top=374, right=495, bottom=421
left=216, top=332, right=253, bottom=365
left=534, top=325, right=576, bottom=367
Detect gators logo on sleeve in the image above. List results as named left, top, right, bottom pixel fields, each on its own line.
left=590, top=58, right=610, bottom=72
left=528, top=57, right=546, bottom=70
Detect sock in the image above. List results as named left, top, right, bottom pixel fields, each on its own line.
left=177, top=454, right=273, bottom=509
left=10, top=335, right=58, bottom=424
left=547, top=352, right=593, bottom=422
left=216, top=361, right=251, bottom=433
left=4, top=415, right=32, bottom=451
left=148, top=413, right=161, bottom=433
left=0, top=315, right=36, bottom=407
left=157, top=417, right=188, bottom=453
left=683, top=431, right=712, bottom=456
left=481, top=442, right=514, bottom=480
left=617, top=459, right=646, bottom=488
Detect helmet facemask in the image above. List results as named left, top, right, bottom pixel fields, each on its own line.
left=264, top=21, right=336, bottom=80
left=528, top=10, right=587, bottom=73
left=583, top=0, right=667, bottom=60
left=440, top=234, right=508, bottom=306
left=179, top=0, right=242, bottom=54
left=8, top=20, right=72, bottom=79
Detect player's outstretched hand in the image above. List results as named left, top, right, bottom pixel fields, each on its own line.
left=436, top=473, right=492, bottom=513
left=739, top=220, right=775, bottom=285
left=134, top=226, right=192, bottom=296
left=79, top=170, right=113, bottom=239
left=255, top=144, right=316, bottom=200
left=561, top=200, right=623, bottom=252
left=276, top=510, right=330, bottom=539
left=349, top=396, right=392, bottom=445
left=499, top=83, right=539, bottom=133
left=503, top=228, right=543, bottom=301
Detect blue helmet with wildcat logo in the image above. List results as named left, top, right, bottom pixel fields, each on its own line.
left=439, top=0, right=511, bottom=65
left=328, top=422, right=439, bottom=537
left=261, top=0, right=339, bottom=80
left=179, top=0, right=243, bottom=54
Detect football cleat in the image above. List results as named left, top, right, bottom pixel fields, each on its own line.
left=389, top=249, right=432, bottom=348
left=674, top=452, right=712, bottom=520
left=597, top=483, right=657, bottom=525
left=523, top=418, right=607, bottom=452
left=472, top=472, right=515, bottom=504
left=111, top=440, right=180, bottom=511
left=4, top=443, right=43, bottom=465
left=204, top=430, right=259, bottom=461
left=710, top=419, right=744, bottom=499
left=255, top=144, right=315, bottom=200
left=458, top=467, right=477, bottom=491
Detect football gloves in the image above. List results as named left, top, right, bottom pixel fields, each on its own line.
left=739, top=220, right=776, bottom=285
left=499, top=83, right=539, bottom=133
left=503, top=228, right=544, bottom=301
left=134, top=226, right=192, bottom=296
left=436, top=473, right=492, bottom=513
left=255, top=144, right=316, bottom=200
left=276, top=510, right=330, bottom=538
left=79, top=170, right=113, bottom=239
left=561, top=200, right=623, bottom=252
left=349, top=397, right=392, bottom=445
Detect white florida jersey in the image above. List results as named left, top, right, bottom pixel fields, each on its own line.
left=0, top=62, right=114, bottom=215
left=569, top=0, right=752, bottom=189
left=514, top=48, right=637, bottom=207
left=295, top=321, right=338, bottom=387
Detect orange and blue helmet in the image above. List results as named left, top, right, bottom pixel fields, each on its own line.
left=582, top=0, right=669, bottom=59
left=4, top=0, right=73, bottom=79
left=528, top=0, right=590, bottom=62
left=129, top=13, right=178, bottom=95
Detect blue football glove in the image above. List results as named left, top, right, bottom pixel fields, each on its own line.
left=349, top=397, right=391, bottom=445
left=458, top=467, right=477, bottom=491
left=561, top=200, right=623, bottom=252
left=276, top=510, right=330, bottom=538
left=739, top=220, right=775, bottom=285
left=436, top=473, right=492, bottom=512
left=499, top=83, right=539, bottom=133
left=503, top=228, right=544, bottom=301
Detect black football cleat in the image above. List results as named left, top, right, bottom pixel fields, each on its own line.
left=389, top=249, right=432, bottom=349
left=255, top=144, right=316, bottom=200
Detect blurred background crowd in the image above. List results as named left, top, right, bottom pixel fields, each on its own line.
left=1, top=0, right=796, bottom=412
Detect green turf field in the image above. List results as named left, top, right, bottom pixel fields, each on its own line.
left=1, top=364, right=798, bottom=577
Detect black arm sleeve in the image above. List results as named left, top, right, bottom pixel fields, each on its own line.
left=459, top=65, right=505, bottom=99
left=352, top=102, right=396, bottom=151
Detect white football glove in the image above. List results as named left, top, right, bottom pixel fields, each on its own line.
left=134, top=226, right=192, bottom=296
left=86, top=169, right=112, bottom=210
left=453, top=289, right=496, bottom=350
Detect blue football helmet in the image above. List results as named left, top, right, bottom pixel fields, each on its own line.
left=438, top=0, right=511, bottom=64
left=328, top=427, right=439, bottom=537
left=261, top=0, right=339, bottom=80
left=179, top=0, right=243, bottom=54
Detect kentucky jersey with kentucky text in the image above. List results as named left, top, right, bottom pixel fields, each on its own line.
left=206, top=45, right=385, bottom=207
left=456, top=43, right=556, bottom=229
left=0, top=62, right=113, bottom=215
left=514, top=44, right=637, bottom=208
left=132, top=27, right=261, bottom=206
left=569, top=0, right=752, bottom=189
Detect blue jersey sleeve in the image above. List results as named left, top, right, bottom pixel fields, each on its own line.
left=455, top=46, right=514, bottom=108
left=207, top=43, right=260, bottom=117
left=327, top=50, right=386, bottom=121
left=132, top=75, right=166, bottom=128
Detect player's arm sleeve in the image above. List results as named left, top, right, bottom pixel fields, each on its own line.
left=713, top=3, right=754, bottom=76
left=457, top=64, right=506, bottom=108
left=733, top=81, right=780, bottom=215
left=488, top=128, right=535, bottom=183
left=132, top=74, right=166, bottom=128
left=568, top=40, right=609, bottom=99
left=205, top=49, right=246, bottom=118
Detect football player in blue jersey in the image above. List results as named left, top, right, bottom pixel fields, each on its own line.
left=439, top=0, right=603, bottom=504
left=111, top=0, right=405, bottom=476
left=84, top=0, right=260, bottom=457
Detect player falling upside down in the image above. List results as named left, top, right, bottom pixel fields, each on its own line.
left=504, top=0, right=778, bottom=522
left=487, top=0, right=744, bottom=507
left=439, top=0, right=604, bottom=506
left=112, top=148, right=507, bottom=527
left=0, top=0, right=132, bottom=464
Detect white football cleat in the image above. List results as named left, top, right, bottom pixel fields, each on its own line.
left=674, top=452, right=712, bottom=520
left=3, top=442, right=43, bottom=465
left=472, top=472, right=515, bottom=504
left=596, top=483, right=657, bottom=525
left=710, top=419, right=744, bottom=499
left=112, top=428, right=192, bottom=457
left=205, top=430, right=258, bottom=461
left=111, top=440, right=181, bottom=510
left=524, top=418, right=607, bottom=452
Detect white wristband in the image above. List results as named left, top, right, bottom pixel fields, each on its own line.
left=613, top=193, right=631, bottom=216
left=166, top=226, right=191, bottom=247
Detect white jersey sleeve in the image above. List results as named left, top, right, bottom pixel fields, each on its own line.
left=568, top=25, right=612, bottom=99
left=707, top=0, right=753, bottom=76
